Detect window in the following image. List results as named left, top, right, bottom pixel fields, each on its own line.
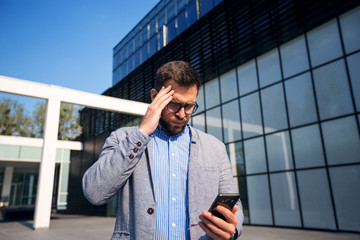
left=307, top=20, right=342, bottom=67
left=222, top=99, right=241, bottom=143
left=347, top=52, right=360, bottom=111
left=257, top=48, right=281, bottom=88
left=285, top=73, right=317, bottom=127
left=205, top=78, right=220, bottom=109
left=297, top=169, right=336, bottom=229
left=340, top=6, right=360, bottom=54
left=244, top=137, right=267, bottom=174
left=206, top=107, right=222, bottom=141
left=192, top=113, right=205, bottom=132
left=280, top=35, right=309, bottom=78
left=261, top=83, right=288, bottom=133
left=237, top=60, right=258, bottom=96
left=322, top=116, right=360, bottom=165
left=240, top=92, right=263, bottom=138
left=270, top=172, right=301, bottom=227
left=313, top=59, right=353, bottom=120
left=330, top=165, right=360, bottom=232
left=266, top=131, right=293, bottom=172
left=200, top=0, right=214, bottom=16
left=291, top=124, right=325, bottom=169
left=220, top=69, right=238, bottom=103
left=247, top=175, right=273, bottom=225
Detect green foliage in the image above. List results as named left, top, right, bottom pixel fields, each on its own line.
left=0, top=98, right=82, bottom=140
left=0, top=98, right=33, bottom=137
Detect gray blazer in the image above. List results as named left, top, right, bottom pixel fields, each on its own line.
left=82, top=126, right=244, bottom=240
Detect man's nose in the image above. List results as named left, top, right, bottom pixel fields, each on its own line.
left=176, top=107, right=186, bottom=118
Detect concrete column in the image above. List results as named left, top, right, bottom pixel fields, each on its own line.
left=1, top=166, right=14, bottom=204
left=33, top=92, right=61, bottom=229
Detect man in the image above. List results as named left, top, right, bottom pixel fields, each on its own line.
left=82, top=61, right=244, bottom=240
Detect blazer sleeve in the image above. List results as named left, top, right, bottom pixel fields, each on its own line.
left=218, top=141, right=244, bottom=238
left=82, top=126, right=150, bottom=205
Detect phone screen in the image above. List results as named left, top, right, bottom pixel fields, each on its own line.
left=209, top=193, right=240, bottom=221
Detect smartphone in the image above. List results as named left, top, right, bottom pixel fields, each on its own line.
left=209, top=193, right=240, bottom=221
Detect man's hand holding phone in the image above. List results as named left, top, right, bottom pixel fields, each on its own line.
left=198, top=194, right=240, bottom=240
left=139, top=85, right=174, bottom=135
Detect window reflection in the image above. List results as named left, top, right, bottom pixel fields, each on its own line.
left=226, top=142, right=244, bottom=176
left=285, top=73, right=317, bottom=127
left=247, top=175, right=273, bottom=225
left=330, top=165, right=360, bottom=232
left=220, top=69, right=238, bottom=103
left=340, top=6, right=360, bottom=54
left=222, top=100, right=241, bottom=143
left=307, top=20, right=342, bottom=67
left=313, top=59, right=353, bottom=120
left=191, top=113, right=206, bottom=132
left=237, top=60, right=258, bottom=96
left=297, top=169, right=336, bottom=229
left=266, top=131, right=293, bottom=171
left=206, top=107, right=223, bottom=141
left=261, top=83, right=288, bottom=133
left=347, top=52, right=360, bottom=111
left=244, top=137, right=267, bottom=174
left=291, top=124, right=325, bottom=169
left=257, top=48, right=281, bottom=88
left=240, top=92, right=263, bottom=138
left=280, top=35, right=309, bottom=78
left=270, top=172, right=301, bottom=227
left=205, top=78, right=220, bottom=109
left=322, top=116, right=360, bottom=165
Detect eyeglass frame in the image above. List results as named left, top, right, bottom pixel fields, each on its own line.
left=166, top=101, right=199, bottom=115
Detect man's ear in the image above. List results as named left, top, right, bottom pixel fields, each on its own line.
left=150, top=89, right=158, bottom=102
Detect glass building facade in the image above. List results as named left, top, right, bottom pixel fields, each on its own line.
left=112, top=0, right=223, bottom=85
left=74, top=0, right=360, bottom=233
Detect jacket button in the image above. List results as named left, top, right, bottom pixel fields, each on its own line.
left=147, top=208, right=154, bottom=215
left=129, top=154, right=134, bottom=159
left=136, top=142, right=142, bottom=147
left=133, top=148, right=138, bottom=153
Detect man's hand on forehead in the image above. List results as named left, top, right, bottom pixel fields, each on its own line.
left=139, top=85, right=174, bottom=136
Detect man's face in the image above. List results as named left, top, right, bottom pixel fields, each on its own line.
left=157, top=80, right=198, bottom=136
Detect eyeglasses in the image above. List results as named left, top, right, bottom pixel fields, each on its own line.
left=166, top=101, right=199, bottom=115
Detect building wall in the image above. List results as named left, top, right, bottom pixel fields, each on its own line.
left=77, top=0, right=360, bottom=232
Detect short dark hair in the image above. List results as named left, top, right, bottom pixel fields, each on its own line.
left=155, top=61, right=201, bottom=91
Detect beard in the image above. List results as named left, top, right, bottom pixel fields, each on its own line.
left=159, top=116, right=188, bottom=136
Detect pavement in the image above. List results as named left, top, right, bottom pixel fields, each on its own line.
left=0, top=214, right=359, bottom=240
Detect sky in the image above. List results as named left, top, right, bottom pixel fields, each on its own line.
left=0, top=0, right=159, bottom=97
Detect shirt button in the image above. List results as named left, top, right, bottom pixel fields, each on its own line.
left=172, top=197, right=176, bottom=201
left=133, top=148, right=138, bottom=153
left=172, top=223, right=176, bottom=227
left=147, top=208, right=154, bottom=215
left=136, top=142, right=142, bottom=147
left=128, top=154, right=134, bottom=159
left=172, top=173, right=176, bottom=178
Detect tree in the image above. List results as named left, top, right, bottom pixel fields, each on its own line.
left=0, top=98, right=33, bottom=137
left=32, top=102, right=83, bottom=140
left=0, top=98, right=82, bottom=140
left=58, top=103, right=82, bottom=140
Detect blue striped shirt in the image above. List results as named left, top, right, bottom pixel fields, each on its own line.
left=151, top=124, right=191, bottom=240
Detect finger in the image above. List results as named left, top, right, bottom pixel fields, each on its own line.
left=152, top=88, right=174, bottom=108
left=232, top=205, right=238, bottom=214
left=199, top=211, right=234, bottom=238
left=198, top=221, right=222, bottom=240
left=153, top=85, right=172, bottom=100
left=215, top=205, right=238, bottom=224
